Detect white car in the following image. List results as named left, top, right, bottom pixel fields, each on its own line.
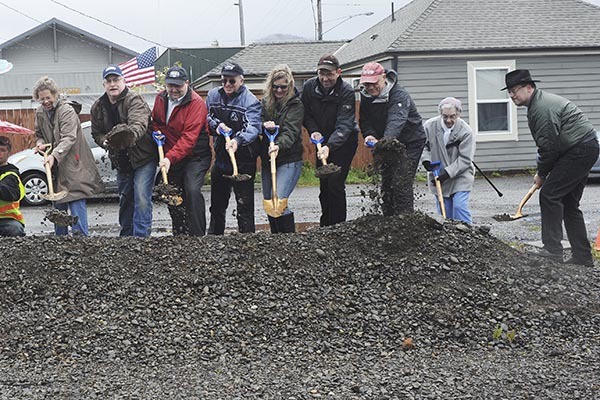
left=7, top=121, right=118, bottom=206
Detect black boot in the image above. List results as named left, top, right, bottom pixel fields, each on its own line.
left=278, top=212, right=295, bottom=233
left=268, top=215, right=280, bottom=233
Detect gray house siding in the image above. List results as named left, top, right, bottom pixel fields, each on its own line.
left=344, top=53, right=600, bottom=171
left=0, top=24, right=133, bottom=97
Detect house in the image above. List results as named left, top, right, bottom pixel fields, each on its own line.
left=0, top=18, right=139, bottom=129
left=156, top=47, right=243, bottom=84
left=334, top=0, right=600, bottom=171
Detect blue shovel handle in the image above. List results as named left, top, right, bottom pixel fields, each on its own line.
left=263, top=126, right=280, bottom=143
left=365, top=140, right=376, bottom=148
left=152, top=131, right=165, bottom=147
left=430, top=160, right=442, bottom=177
left=217, top=126, right=233, bottom=138
left=310, top=136, right=324, bottom=145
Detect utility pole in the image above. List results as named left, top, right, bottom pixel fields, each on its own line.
left=317, top=0, right=323, bottom=40
left=235, top=0, right=246, bottom=46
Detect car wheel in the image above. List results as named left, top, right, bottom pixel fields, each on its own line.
left=21, top=172, right=49, bottom=206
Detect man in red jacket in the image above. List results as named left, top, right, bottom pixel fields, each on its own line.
left=152, top=65, right=212, bottom=235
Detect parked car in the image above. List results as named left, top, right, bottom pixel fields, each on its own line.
left=590, top=131, right=600, bottom=179
left=7, top=121, right=117, bottom=206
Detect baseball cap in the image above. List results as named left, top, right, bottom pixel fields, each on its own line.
left=317, top=54, right=340, bottom=71
left=102, top=65, right=124, bottom=79
left=221, top=63, right=244, bottom=77
left=360, top=62, right=385, bottom=84
left=165, top=66, right=188, bottom=85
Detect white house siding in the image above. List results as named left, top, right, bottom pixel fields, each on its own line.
left=345, top=53, right=600, bottom=172
left=0, top=28, right=132, bottom=97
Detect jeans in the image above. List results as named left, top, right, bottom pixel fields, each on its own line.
left=261, top=160, right=303, bottom=215
left=434, top=190, right=472, bottom=224
left=0, top=219, right=25, bottom=237
left=117, top=161, right=156, bottom=237
left=539, top=138, right=599, bottom=261
left=55, top=199, right=88, bottom=236
left=318, top=140, right=357, bottom=227
left=208, top=162, right=256, bottom=235
left=167, top=156, right=211, bottom=236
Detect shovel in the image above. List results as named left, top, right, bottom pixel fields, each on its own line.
left=262, top=126, right=288, bottom=218
left=430, top=161, right=446, bottom=218
left=38, top=144, right=68, bottom=202
left=310, top=137, right=341, bottom=178
left=152, top=131, right=183, bottom=207
left=493, top=183, right=539, bottom=221
left=218, top=126, right=252, bottom=181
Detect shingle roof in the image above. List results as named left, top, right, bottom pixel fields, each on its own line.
left=0, top=18, right=136, bottom=58
left=335, top=0, right=600, bottom=65
left=200, top=40, right=347, bottom=78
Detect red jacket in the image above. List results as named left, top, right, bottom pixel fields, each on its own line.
left=152, top=88, right=208, bottom=165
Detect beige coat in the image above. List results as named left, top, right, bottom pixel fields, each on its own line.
left=35, top=99, right=103, bottom=203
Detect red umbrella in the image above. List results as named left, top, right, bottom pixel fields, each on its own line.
left=0, top=120, right=33, bottom=134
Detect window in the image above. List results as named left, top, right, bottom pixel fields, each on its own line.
left=467, top=60, right=518, bottom=142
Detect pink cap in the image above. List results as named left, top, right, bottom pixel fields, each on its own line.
left=360, top=62, right=385, bottom=84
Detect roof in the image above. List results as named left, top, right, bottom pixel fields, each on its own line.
left=198, top=40, right=347, bottom=79
left=0, top=18, right=137, bottom=57
left=335, top=0, right=600, bottom=65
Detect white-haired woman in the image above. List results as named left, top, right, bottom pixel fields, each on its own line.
left=421, top=97, right=475, bottom=223
left=260, top=64, right=304, bottom=233
left=33, top=76, right=103, bottom=235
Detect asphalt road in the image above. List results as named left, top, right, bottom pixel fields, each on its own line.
left=20, top=175, right=600, bottom=247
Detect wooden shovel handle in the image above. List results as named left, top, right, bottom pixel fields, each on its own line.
left=434, top=176, right=446, bottom=218
left=225, top=136, right=239, bottom=176
left=270, top=144, right=278, bottom=201
left=157, top=144, right=168, bottom=184
left=515, top=184, right=539, bottom=215
left=316, top=143, right=328, bottom=166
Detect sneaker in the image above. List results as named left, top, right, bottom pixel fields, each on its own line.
left=528, top=248, right=563, bottom=262
left=563, top=257, right=594, bottom=267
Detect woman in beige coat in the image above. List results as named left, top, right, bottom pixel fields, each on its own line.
left=33, top=76, right=103, bottom=236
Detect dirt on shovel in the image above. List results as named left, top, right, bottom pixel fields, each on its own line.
left=315, top=163, right=341, bottom=178
left=154, top=183, right=183, bottom=207
left=44, top=209, right=79, bottom=227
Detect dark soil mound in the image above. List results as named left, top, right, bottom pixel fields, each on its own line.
left=0, top=213, right=598, bottom=398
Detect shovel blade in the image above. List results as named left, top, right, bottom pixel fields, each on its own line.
left=492, top=212, right=528, bottom=222
left=42, top=190, right=68, bottom=202
left=315, top=164, right=341, bottom=178
left=263, top=198, right=288, bottom=218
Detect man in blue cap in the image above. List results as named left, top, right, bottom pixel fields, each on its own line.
left=504, top=69, right=599, bottom=266
left=91, top=65, right=157, bottom=237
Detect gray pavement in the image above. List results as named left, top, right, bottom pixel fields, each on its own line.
left=20, top=175, right=600, bottom=247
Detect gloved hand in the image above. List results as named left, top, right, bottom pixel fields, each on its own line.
left=422, top=160, right=433, bottom=171
left=430, top=169, right=449, bottom=184
left=106, top=123, right=135, bottom=150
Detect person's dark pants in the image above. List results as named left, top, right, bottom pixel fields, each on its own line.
left=168, top=156, right=211, bottom=236
left=318, top=140, right=357, bottom=227
left=0, top=219, right=25, bottom=237
left=539, top=138, right=599, bottom=262
left=208, top=162, right=256, bottom=235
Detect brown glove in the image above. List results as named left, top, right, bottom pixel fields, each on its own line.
left=106, top=123, right=135, bottom=150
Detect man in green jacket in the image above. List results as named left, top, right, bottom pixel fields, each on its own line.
left=504, top=69, right=599, bottom=267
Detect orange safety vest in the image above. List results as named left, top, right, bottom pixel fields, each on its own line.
left=0, top=170, right=25, bottom=225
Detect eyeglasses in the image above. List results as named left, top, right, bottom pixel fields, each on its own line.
left=442, top=113, right=458, bottom=120
left=103, top=76, right=123, bottom=84
left=508, top=85, right=524, bottom=96
left=221, top=78, right=237, bottom=85
left=272, top=84, right=288, bottom=91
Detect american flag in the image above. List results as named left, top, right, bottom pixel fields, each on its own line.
left=119, top=47, right=157, bottom=87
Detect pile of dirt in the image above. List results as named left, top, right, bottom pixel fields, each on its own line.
left=0, top=212, right=598, bottom=398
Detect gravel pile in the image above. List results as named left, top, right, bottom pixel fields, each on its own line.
left=0, top=212, right=598, bottom=399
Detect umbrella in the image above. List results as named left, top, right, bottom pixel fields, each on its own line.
left=0, top=120, right=33, bottom=134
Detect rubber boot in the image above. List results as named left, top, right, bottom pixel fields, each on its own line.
left=278, top=212, right=295, bottom=233
left=268, top=215, right=280, bottom=233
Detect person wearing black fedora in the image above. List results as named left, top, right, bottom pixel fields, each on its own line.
left=503, top=69, right=599, bottom=267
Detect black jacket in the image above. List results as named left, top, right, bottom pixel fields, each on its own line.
left=260, top=90, right=304, bottom=167
left=301, top=76, right=359, bottom=152
left=359, top=70, right=426, bottom=161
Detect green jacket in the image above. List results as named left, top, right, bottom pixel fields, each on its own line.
left=527, top=89, right=596, bottom=177
left=260, top=92, right=304, bottom=167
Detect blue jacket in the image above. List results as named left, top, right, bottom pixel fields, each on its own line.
left=206, top=85, right=262, bottom=169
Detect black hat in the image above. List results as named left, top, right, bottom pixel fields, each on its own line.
left=165, top=66, right=188, bottom=85
left=317, top=54, right=340, bottom=71
left=501, top=69, right=540, bottom=91
left=221, top=63, right=244, bottom=77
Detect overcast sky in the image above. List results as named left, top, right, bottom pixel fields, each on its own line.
left=1, top=0, right=600, bottom=54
